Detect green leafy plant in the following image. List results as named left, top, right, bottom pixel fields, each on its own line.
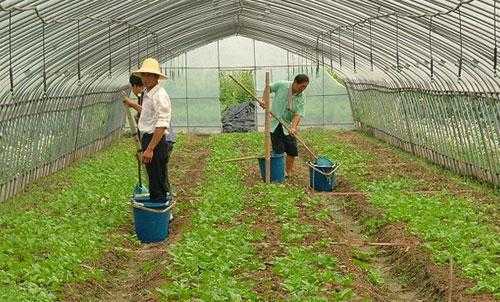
left=157, top=134, right=263, bottom=301
left=0, top=139, right=140, bottom=301
left=274, top=246, right=354, bottom=301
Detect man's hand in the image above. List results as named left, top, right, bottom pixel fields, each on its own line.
left=122, top=97, right=132, bottom=107
left=142, top=148, right=154, bottom=163
left=289, top=126, right=298, bottom=137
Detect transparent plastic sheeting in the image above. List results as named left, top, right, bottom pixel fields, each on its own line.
left=1, top=0, right=500, bottom=99
left=1, top=0, right=499, bottom=200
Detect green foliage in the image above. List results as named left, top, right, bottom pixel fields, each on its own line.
left=314, top=206, right=332, bottom=222
left=367, top=179, right=500, bottom=296
left=157, top=134, right=263, bottom=301
left=0, top=139, right=138, bottom=301
left=219, top=71, right=255, bottom=112
left=307, top=129, right=499, bottom=297
left=274, top=246, right=354, bottom=301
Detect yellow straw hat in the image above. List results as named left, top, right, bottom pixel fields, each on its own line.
left=133, top=58, right=166, bottom=80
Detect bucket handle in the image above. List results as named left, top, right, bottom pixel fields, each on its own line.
left=307, top=161, right=340, bottom=176
left=131, top=200, right=176, bottom=213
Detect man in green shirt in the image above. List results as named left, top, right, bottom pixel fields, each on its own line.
left=259, top=74, right=309, bottom=177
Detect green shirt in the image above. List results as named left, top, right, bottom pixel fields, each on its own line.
left=269, top=80, right=305, bottom=134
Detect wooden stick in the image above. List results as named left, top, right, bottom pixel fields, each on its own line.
left=221, top=155, right=261, bottom=163
left=330, top=241, right=405, bottom=247
left=322, top=191, right=366, bottom=196
left=123, top=104, right=141, bottom=149
left=366, top=242, right=404, bottom=246
left=264, top=72, right=271, bottom=183
left=228, top=74, right=318, bottom=160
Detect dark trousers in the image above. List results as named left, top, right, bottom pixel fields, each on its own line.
left=141, top=133, right=168, bottom=201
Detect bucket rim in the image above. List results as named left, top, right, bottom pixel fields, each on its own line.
left=131, top=199, right=170, bottom=208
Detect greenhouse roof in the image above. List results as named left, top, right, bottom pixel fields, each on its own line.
left=0, top=0, right=499, bottom=98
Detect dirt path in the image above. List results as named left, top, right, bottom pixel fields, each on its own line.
left=62, top=135, right=209, bottom=302
left=287, top=150, right=424, bottom=302
left=298, top=129, right=497, bottom=301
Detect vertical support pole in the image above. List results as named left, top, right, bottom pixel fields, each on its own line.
left=185, top=52, right=189, bottom=133
left=253, top=39, right=257, bottom=91
left=217, top=40, right=222, bottom=132
left=252, top=39, right=259, bottom=131
left=264, top=72, right=271, bottom=183
left=322, top=58, right=325, bottom=126
left=217, top=40, right=221, bottom=73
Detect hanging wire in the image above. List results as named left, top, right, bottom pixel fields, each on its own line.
left=395, top=14, right=400, bottom=72
left=458, top=8, right=463, bottom=79
left=108, top=21, right=112, bottom=77
left=136, top=29, right=140, bottom=68
left=8, top=10, right=14, bottom=94
left=338, top=28, right=342, bottom=68
left=42, top=20, right=47, bottom=93
left=369, top=19, right=374, bottom=71
left=155, top=35, right=159, bottom=57
left=127, top=25, right=131, bottom=73
left=330, top=30, right=333, bottom=69
left=146, top=29, right=150, bottom=57
left=352, top=26, right=356, bottom=72
left=321, top=32, right=324, bottom=72
left=494, top=0, right=498, bottom=76
left=77, top=19, right=81, bottom=82
left=429, top=16, right=435, bottom=79
left=316, top=34, right=320, bottom=76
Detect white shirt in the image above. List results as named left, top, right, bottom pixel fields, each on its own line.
left=138, top=84, right=171, bottom=135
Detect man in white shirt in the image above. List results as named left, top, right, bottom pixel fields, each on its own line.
left=125, top=58, right=172, bottom=202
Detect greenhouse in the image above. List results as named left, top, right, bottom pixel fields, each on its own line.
left=0, top=0, right=499, bottom=301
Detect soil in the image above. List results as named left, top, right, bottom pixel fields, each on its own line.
left=237, top=159, right=289, bottom=301
left=60, top=130, right=498, bottom=301
left=296, top=130, right=498, bottom=301
left=62, top=134, right=210, bottom=302
left=292, top=151, right=422, bottom=302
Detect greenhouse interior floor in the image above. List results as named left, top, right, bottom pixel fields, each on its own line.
left=1, top=129, right=498, bottom=301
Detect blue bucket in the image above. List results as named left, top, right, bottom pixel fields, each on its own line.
left=308, top=157, right=339, bottom=192
left=132, top=196, right=173, bottom=243
left=258, top=153, right=285, bottom=183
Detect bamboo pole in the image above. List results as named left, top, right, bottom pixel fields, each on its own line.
left=221, top=155, right=261, bottom=163
left=264, top=72, right=271, bottom=183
